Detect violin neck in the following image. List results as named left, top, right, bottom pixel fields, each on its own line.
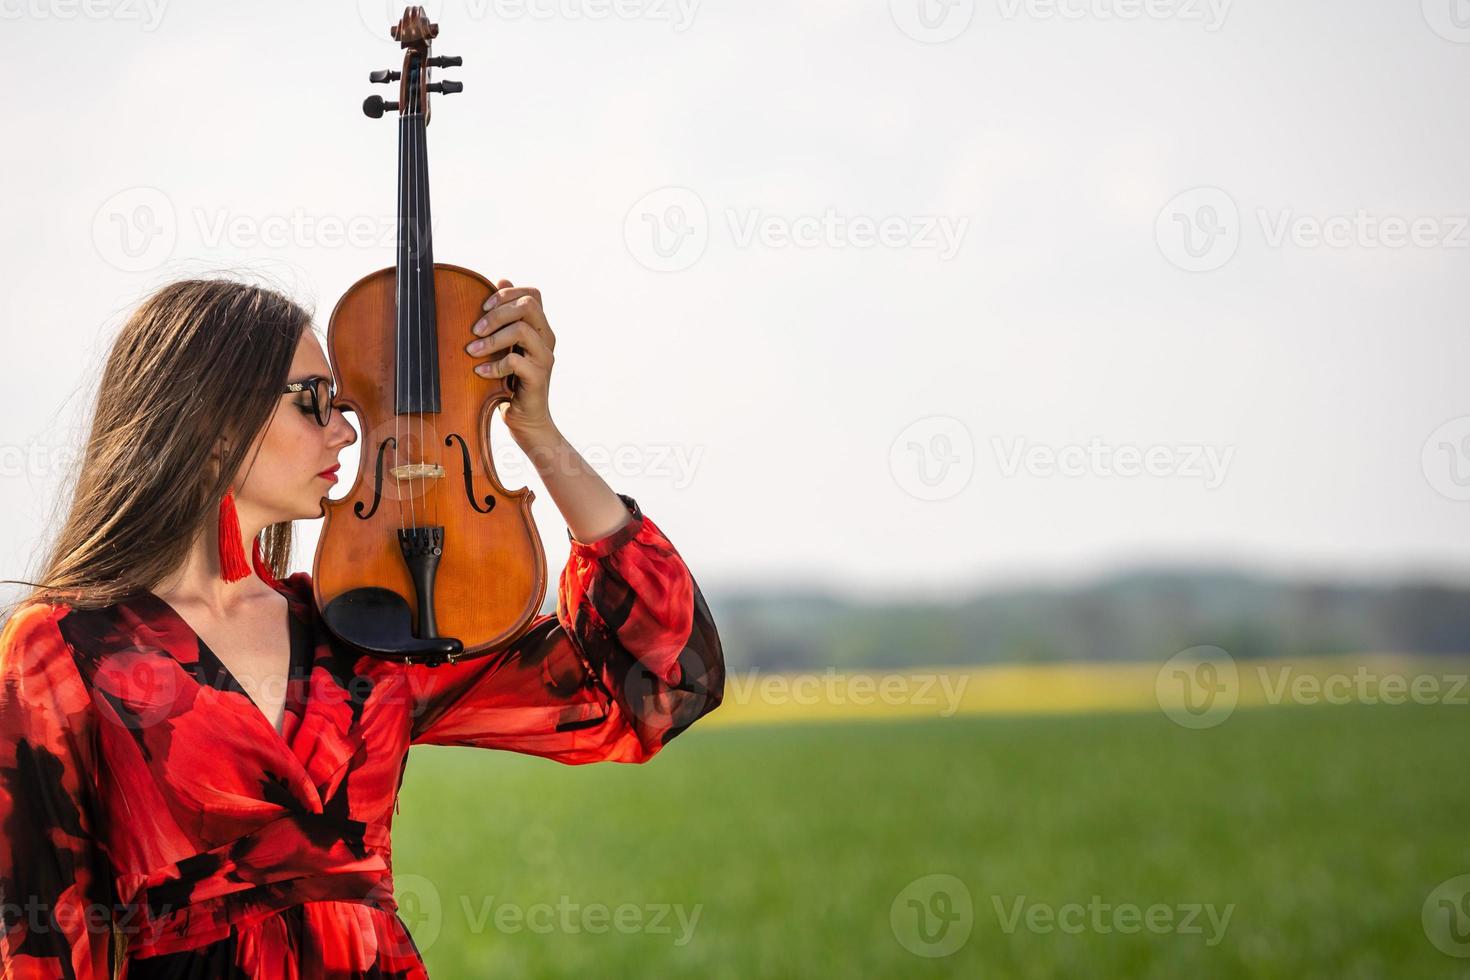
left=395, top=108, right=441, bottom=415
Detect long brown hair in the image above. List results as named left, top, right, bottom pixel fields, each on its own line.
left=4, top=277, right=314, bottom=615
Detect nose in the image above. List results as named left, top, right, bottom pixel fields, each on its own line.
left=327, top=406, right=357, bottom=449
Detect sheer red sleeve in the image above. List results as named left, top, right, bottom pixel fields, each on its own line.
left=402, top=494, right=725, bottom=765
left=0, top=603, right=118, bottom=979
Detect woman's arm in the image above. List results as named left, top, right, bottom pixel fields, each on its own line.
left=420, top=279, right=724, bottom=761
left=401, top=493, right=725, bottom=764
left=514, top=423, right=639, bottom=547
left=462, top=276, right=633, bottom=544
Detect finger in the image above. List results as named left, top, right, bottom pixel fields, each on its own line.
left=492, top=279, right=541, bottom=306
left=482, top=283, right=543, bottom=316
left=467, top=320, right=551, bottom=364
left=479, top=286, right=542, bottom=316
left=474, top=294, right=554, bottom=348
left=476, top=350, right=537, bottom=381
left=503, top=294, right=552, bottom=347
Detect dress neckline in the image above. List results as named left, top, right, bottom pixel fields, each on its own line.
left=136, top=580, right=308, bottom=740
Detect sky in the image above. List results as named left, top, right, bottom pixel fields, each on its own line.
left=3, top=0, right=1469, bottom=602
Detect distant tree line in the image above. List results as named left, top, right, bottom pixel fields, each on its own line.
left=699, top=568, right=1470, bottom=670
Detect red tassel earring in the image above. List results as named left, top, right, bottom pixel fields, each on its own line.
left=217, top=488, right=252, bottom=582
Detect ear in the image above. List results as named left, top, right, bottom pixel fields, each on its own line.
left=209, top=437, right=238, bottom=484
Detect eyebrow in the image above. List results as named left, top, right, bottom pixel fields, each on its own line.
left=287, top=373, right=334, bottom=386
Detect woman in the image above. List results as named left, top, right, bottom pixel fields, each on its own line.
left=0, top=278, right=725, bottom=978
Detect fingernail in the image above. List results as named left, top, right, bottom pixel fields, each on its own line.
left=483, top=295, right=499, bottom=312
left=465, top=340, right=484, bottom=354
left=473, top=318, right=488, bottom=335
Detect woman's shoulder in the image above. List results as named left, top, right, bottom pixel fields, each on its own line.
left=274, top=570, right=314, bottom=608
left=2, top=597, right=72, bottom=643
left=0, top=598, right=82, bottom=690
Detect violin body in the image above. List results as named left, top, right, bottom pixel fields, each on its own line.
left=315, top=264, right=546, bottom=664
left=313, top=6, right=545, bottom=666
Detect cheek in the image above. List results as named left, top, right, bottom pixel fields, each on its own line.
left=255, top=423, right=319, bottom=479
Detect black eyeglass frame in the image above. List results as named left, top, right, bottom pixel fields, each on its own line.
left=283, top=376, right=337, bottom=427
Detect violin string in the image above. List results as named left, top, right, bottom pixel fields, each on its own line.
left=405, top=65, right=421, bottom=533
left=405, top=75, right=416, bottom=532
left=410, top=60, right=425, bottom=529
left=415, top=58, right=428, bottom=528
left=411, top=74, right=421, bottom=531
left=395, top=87, right=409, bottom=534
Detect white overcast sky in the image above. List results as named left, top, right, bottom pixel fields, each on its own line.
left=3, top=0, right=1470, bottom=602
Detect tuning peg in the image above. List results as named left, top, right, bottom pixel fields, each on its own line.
left=427, top=80, right=463, bottom=95
left=369, top=69, right=401, bottom=83
left=428, top=55, right=462, bottom=67
left=363, top=96, right=400, bottom=118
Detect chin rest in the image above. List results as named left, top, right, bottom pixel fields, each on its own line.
left=323, top=587, right=464, bottom=667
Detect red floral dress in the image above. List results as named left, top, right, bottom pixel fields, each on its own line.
left=0, top=494, right=724, bottom=978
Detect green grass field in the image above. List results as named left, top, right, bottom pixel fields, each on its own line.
left=392, top=704, right=1470, bottom=979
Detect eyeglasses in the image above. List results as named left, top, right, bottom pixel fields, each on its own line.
left=282, top=376, right=337, bottom=427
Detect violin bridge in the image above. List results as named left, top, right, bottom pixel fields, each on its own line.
left=390, top=463, right=446, bottom=480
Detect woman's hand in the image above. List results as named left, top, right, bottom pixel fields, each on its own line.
left=462, top=278, right=628, bottom=541
left=465, top=278, right=557, bottom=441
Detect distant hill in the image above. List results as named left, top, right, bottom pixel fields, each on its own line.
left=698, top=568, right=1470, bottom=671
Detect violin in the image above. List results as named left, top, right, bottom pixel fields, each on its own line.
left=314, top=5, right=546, bottom=667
